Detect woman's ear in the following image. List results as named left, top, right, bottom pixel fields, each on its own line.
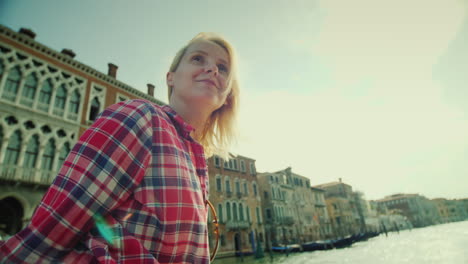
left=166, top=72, right=174, bottom=87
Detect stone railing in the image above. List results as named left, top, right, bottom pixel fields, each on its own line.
left=226, top=220, right=250, bottom=230
left=0, top=164, right=57, bottom=185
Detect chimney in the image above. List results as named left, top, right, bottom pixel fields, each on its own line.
left=19, top=28, right=36, bottom=39
left=61, top=49, right=76, bottom=58
left=108, top=63, right=118, bottom=78
left=147, top=83, right=155, bottom=97
left=339, top=178, right=342, bottom=183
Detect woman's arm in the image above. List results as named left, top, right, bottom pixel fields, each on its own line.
left=0, top=100, right=154, bottom=262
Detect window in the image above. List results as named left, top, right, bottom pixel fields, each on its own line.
left=246, top=206, right=251, bottom=222
left=223, top=161, right=229, bottom=169
left=23, top=135, right=39, bottom=168
left=226, top=202, right=232, bottom=220
left=216, top=177, right=222, bottom=192
left=214, top=156, right=220, bottom=167
left=68, top=90, right=80, bottom=118
left=239, top=204, right=244, bottom=221
left=225, top=178, right=231, bottom=193
left=218, top=204, right=224, bottom=223
left=56, top=143, right=70, bottom=171
left=266, top=208, right=272, bottom=219
left=3, top=130, right=21, bottom=165
left=89, top=97, right=101, bottom=121
left=256, top=207, right=262, bottom=223
left=54, top=84, right=67, bottom=116
left=271, top=187, right=275, bottom=199
left=115, top=92, right=129, bottom=102
left=235, top=180, right=241, bottom=194
left=38, top=79, right=53, bottom=112
left=2, top=66, right=21, bottom=101
left=253, top=183, right=257, bottom=196
left=250, top=163, right=256, bottom=175
left=243, top=182, right=248, bottom=195
left=21, top=73, right=38, bottom=104
left=264, top=191, right=269, bottom=199
left=233, top=159, right=238, bottom=170
left=233, top=203, right=238, bottom=221
left=240, top=160, right=246, bottom=172
left=41, top=138, right=55, bottom=170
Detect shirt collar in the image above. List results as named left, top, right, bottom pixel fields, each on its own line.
left=161, top=105, right=195, bottom=139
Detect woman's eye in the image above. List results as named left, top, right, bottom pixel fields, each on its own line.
left=192, top=55, right=204, bottom=63
left=218, top=64, right=228, bottom=73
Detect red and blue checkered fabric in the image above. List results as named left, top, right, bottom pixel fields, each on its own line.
left=0, top=99, right=210, bottom=263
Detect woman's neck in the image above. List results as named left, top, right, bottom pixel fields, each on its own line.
left=169, top=100, right=210, bottom=140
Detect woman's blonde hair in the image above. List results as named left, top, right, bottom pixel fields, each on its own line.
left=167, top=32, right=239, bottom=159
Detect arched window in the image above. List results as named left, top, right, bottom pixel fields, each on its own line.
left=246, top=206, right=251, bottom=222
left=21, top=73, right=38, bottom=105
left=69, top=90, right=80, bottom=114
left=2, top=66, right=21, bottom=101
left=218, top=204, right=223, bottom=223
left=253, top=183, right=258, bottom=196
left=3, top=130, right=21, bottom=165
left=233, top=203, right=238, bottom=221
left=56, top=142, right=70, bottom=171
left=89, top=97, right=100, bottom=121
left=239, top=204, right=244, bottom=221
left=41, top=138, right=55, bottom=170
left=38, top=79, right=53, bottom=112
left=23, top=135, right=39, bottom=168
left=226, top=202, right=231, bottom=221
left=53, top=84, right=67, bottom=116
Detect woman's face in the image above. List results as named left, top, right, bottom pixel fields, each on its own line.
left=167, top=40, right=231, bottom=113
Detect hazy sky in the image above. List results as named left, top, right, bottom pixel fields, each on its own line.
left=1, top=0, right=467, bottom=200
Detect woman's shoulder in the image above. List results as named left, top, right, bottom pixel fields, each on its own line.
left=107, top=99, right=166, bottom=116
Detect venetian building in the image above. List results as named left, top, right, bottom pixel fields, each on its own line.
left=0, top=25, right=163, bottom=237
left=206, top=154, right=264, bottom=257
left=313, top=179, right=361, bottom=237
left=257, top=167, right=318, bottom=246
left=376, top=193, right=441, bottom=228
left=309, top=187, right=333, bottom=239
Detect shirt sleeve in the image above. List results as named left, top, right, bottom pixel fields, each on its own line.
left=0, top=100, right=154, bottom=263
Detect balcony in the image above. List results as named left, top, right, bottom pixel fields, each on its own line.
left=236, top=191, right=243, bottom=199
left=280, top=216, right=295, bottom=225
left=0, top=164, right=57, bottom=185
left=53, top=107, right=65, bottom=117
left=67, top=112, right=78, bottom=121
left=226, top=220, right=250, bottom=231
left=226, top=190, right=233, bottom=198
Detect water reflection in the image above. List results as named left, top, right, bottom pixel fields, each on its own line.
left=214, top=221, right=468, bottom=264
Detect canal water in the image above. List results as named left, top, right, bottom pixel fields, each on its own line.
left=214, top=220, right=468, bottom=264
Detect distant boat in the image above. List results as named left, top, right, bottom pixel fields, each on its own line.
left=271, top=244, right=302, bottom=253
left=301, top=240, right=334, bottom=251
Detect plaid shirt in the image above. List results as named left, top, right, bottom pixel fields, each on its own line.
left=0, top=99, right=210, bottom=263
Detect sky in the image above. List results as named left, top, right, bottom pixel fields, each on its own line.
left=1, top=0, right=467, bottom=200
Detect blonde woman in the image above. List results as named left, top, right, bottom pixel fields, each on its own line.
left=0, top=32, right=239, bottom=263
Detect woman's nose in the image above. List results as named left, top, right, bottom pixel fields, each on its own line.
left=205, top=63, right=218, bottom=76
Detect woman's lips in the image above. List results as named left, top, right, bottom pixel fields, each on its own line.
left=198, top=79, right=217, bottom=88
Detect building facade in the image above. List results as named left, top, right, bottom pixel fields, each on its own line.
left=314, top=179, right=363, bottom=237
left=206, top=154, right=264, bottom=257
left=0, top=25, right=163, bottom=237
left=376, top=193, right=440, bottom=227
